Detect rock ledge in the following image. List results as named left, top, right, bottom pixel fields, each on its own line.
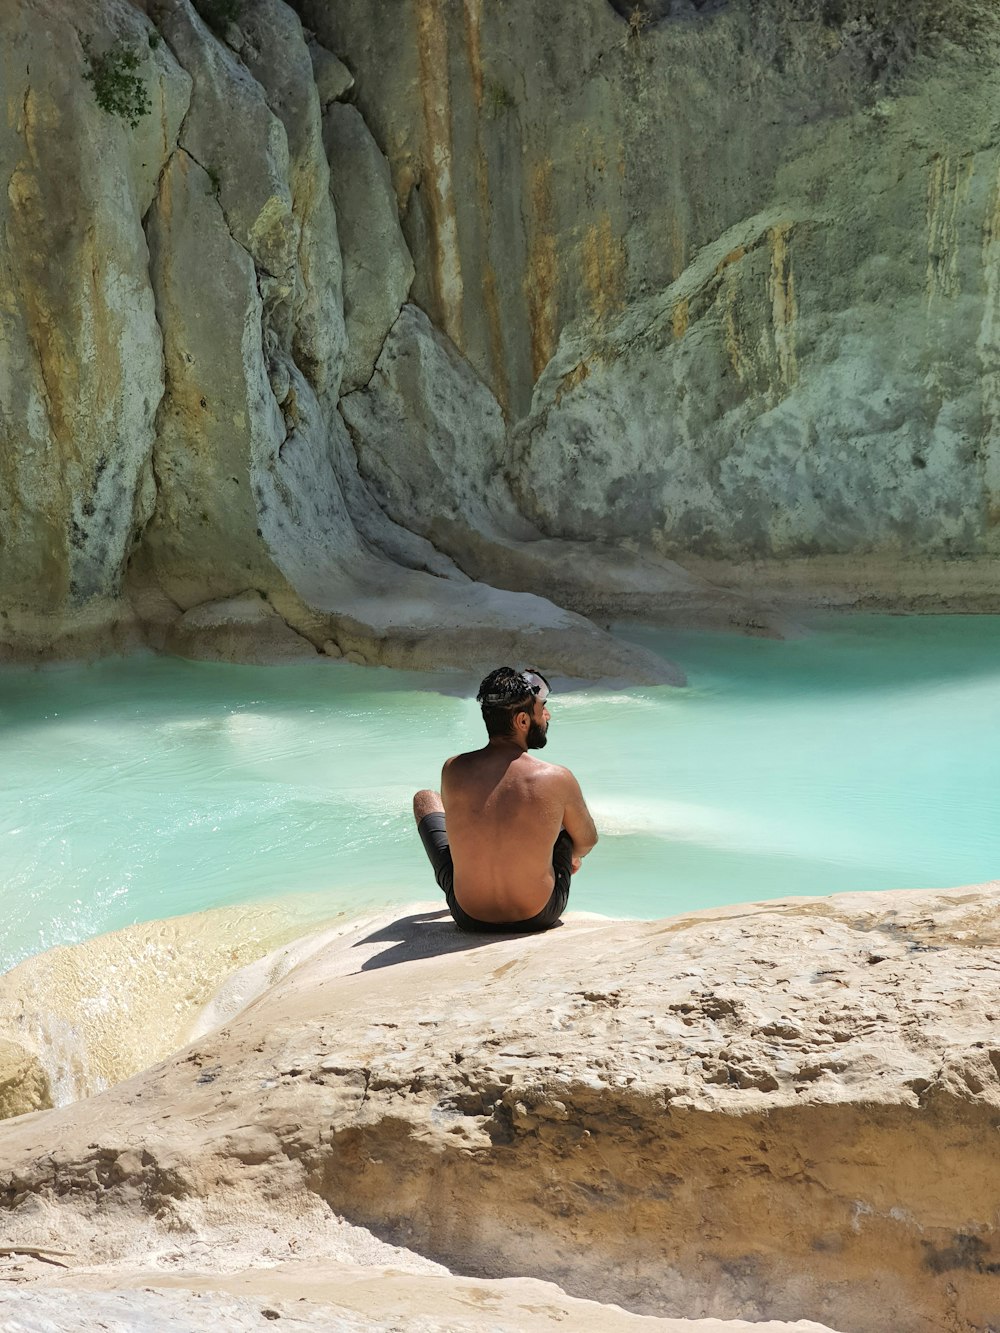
left=2, top=884, right=1000, bottom=1332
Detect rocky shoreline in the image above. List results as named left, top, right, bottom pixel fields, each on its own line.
left=2, top=885, right=999, bottom=1331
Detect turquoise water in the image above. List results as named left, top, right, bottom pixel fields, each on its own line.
left=1, top=614, right=999, bottom=972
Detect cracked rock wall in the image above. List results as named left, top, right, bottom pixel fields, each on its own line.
left=0, top=0, right=682, bottom=680
left=6, top=0, right=1000, bottom=674
left=302, top=0, right=1000, bottom=593
left=0, top=0, right=189, bottom=656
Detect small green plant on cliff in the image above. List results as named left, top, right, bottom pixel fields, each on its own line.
left=193, top=0, right=244, bottom=34
left=83, top=37, right=151, bottom=129
left=484, top=80, right=514, bottom=119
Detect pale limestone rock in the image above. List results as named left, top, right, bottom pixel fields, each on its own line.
left=0, top=1037, right=50, bottom=1120
left=329, top=426, right=470, bottom=582
left=0, top=1290, right=357, bottom=1332
left=0, top=886, right=998, bottom=1330
left=0, top=603, right=145, bottom=666
left=142, top=148, right=284, bottom=608
left=0, top=903, right=347, bottom=1111
left=151, top=0, right=300, bottom=296
left=266, top=550, right=682, bottom=683
left=129, top=13, right=675, bottom=680
left=237, top=0, right=348, bottom=397
left=300, top=0, right=1000, bottom=604
left=150, top=0, right=347, bottom=395
left=0, top=0, right=755, bottom=674
left=342, top=307, right=783, bottom=632
left=512, top=187, right=998, bottom=567
left=324, top=103, right=415, bottom=390
left=138, top=146, right=675, bottom=679
left=308, top=37, right=354, bottom=105
left=135, top=2, right=395, bottom=658
left=0, top=0, right=189, bottom=649
left=341, top=305, right=513, bottom=539
left=300, top=1, right=1000, bottom=413
left=164, top=591, right=319, bottom=661
left=0, top=1282, right=838, bottom=1333
left=9, top=0, right=967, bottom=672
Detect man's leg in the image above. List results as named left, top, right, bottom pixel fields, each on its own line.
left=413, top=789, right=454, bottom=896
left=412, top=789, right=443, bottom=823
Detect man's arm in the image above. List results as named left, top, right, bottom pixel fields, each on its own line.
left=439, top=756, right=458, bottom=805
left=559, top=768, right=598, bottom=871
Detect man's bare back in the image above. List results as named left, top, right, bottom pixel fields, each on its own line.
left=414, top=667, right=598, bottom=931
left=442, top=746, right=595, bottom=921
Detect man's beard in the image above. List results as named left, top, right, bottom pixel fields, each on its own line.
left=526, top=719, right=548, bottom=749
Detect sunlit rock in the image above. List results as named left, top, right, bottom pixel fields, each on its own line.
left=343, top=306, right=780, bottom=632
left=1, top=886, right=998, bottom=1329
left=0, top=0, right=189, bottom=655
left=324, top=103, right=415, bottom=391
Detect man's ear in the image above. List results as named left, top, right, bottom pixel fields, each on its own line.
left=513, top=707, right=530, bottom=734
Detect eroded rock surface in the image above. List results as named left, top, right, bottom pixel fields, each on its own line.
left=301, top=0, right=1000, bottom=605
left=0, top=0, right=694, bottom=680
left=0, top=0, right=188, bottom=656
left=342, top=305, right=782, bottom=632
left=1, top=887, right=999, bottom=1331
left=324, top=102, right=415, bottom=391
left=0, top=903, right=356, bottom=1117
left=12, top=0, right=991, bottom=672
left=0, top=1277, right=838, bottom=1333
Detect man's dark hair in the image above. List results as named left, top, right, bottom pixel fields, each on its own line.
left=476, top=665, right=549, bottom=737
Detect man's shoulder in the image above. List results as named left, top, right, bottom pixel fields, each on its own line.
left=442, top=749, right=489, bottom=779
left=444, top=749, right=481, bottom=769
left=526, top=757, right=578, bottom=785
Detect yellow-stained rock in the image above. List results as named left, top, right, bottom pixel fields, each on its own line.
left=0, top=1037, right=51, bottom=1119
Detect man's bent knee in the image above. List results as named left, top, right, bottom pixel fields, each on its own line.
left=412, top=789, right=444, bottom=823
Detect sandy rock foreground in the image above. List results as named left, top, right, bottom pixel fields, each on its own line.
left=3, top=885, right=1000, bottom=1332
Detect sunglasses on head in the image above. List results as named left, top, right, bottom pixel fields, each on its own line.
left=480, top=668, right=550, bottom=707
left=520, top=669, right=550, bottom=704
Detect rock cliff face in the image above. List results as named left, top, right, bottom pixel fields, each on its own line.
left=302, top=0, right=1000, bottom=599
left=1, top=886, right=999, bottom=1331
left=4, top=1, right=999, bottom=672
left=0, top=0, right=693, bottom=679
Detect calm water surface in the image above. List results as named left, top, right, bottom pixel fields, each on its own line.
left=1, top=614, right=998, bottom=971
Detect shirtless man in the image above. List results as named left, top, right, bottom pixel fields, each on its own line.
left=413, top=666, right=598, bottom=932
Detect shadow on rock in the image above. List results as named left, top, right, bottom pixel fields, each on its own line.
left=353, top=909, right=562, bottom=971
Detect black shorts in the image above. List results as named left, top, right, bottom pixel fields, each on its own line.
left=417, top=812, right=572, bottom=933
